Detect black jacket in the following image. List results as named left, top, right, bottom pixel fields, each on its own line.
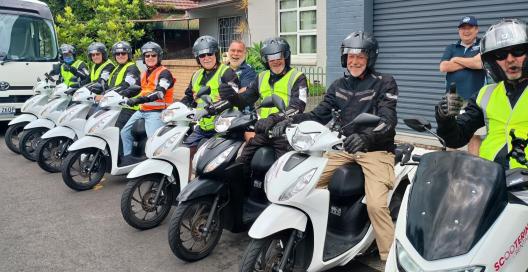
left=294, top=71, right=399, bottom=153
left=436, top=80, right=528, bottom=167
left=180, top=65, right=239, bottom=107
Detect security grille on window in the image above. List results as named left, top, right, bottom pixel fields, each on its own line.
left=279, top=0, right=317, bottom=55
left=218, top=16, right=242, bottom=53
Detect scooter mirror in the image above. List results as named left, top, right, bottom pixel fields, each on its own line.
left=351, top=113, right=381, bottom=126
left=196, top=86, right=211, bottom=99
left=271, top=94, right=286, bottom=113
left=201, top=95, right=213, bottom=105
left=404, top=118, right=432, bottom=132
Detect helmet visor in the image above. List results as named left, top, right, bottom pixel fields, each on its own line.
left=481, top=21, right=528, bottom=54
left=264, top=52, right=284, bottom=61
left=342, top=48, right=368, bottom=55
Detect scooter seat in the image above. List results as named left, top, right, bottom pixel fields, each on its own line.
left=328, top=163, right=365, bottom=199
left=251, top=146, right=276, bottom=173
left=131, top=118, right=147, bottom=139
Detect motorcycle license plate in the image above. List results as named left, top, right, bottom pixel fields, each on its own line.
left=0, top=106, right=15, bottom=117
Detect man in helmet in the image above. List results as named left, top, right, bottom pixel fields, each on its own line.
left=57, top=44, right=90, bottom=86
left=436, top=18, right=528, bottom=170
left=120, top=41, right=175, bottom=163
left=87, top=42, right=115, bottom=85
left=218, top=37, right=308, bottom=182
left=269, top=32, right=399, bottom=262
left=180, top=35, right=240, bottom=153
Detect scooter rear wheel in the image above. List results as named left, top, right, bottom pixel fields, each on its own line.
left=19, top=128, right=48, bottom=161
left=62, top=148, right=106, bottom=191
left=5, top=122, right=28, bottom=154
left=167, top=197, right=223, bottom=262
left=120, top=174, right=175, bottom=230
left=36, top=137, right=72, bottom=173
left=240, top=232, right=297, bottom=272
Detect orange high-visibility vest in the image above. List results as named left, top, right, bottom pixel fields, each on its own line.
left=139, top=66, right=175, bottom=111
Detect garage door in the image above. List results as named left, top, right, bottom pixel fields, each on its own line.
left=373, top=0, right=528, bottom=134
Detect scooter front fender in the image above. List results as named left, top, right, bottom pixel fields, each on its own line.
left=8, top=114, right=36, bottom=126
left=127, top=159, right=173, bottom=179
left=248, top=204, right=307, bottom=239
left=41, top=126, right=76, bottom=140
left=68, top=135, right=106, bottom=152
left=176, top=177, right=224, bottom=202
left=24, top=118, right=55, bottom=130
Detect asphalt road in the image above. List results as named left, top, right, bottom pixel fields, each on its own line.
left=0, top=122, right=381, bottom=272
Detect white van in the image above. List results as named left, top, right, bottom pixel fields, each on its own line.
left=0, top=0, right=59, bottom=121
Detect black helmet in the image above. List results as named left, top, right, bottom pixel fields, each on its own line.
left=260, top=37, right=291, bottom=69
left=192, top=35, right=220, bottom=65
left=59, top=44, right=76, bottom=57
left=340, top=31, right=379, bottom=70
left=111, top=41, right=133, bottom=61
left=87, top=42, right=108, bottom=61
left=480, top=18, right=528, bottom=82
left=141, top=41, right=163, bottom=65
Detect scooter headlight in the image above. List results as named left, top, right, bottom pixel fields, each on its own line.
left=264, top=155, right=289, bottom=193
left=291, top=130, right=319, bottom=151
left=215, top=116, right=235, bottom=133
left=153, top=133, right=181, bottom=157
left=21, top=96, right=39, bottom=112
left=58, top=106, right=79, bottom=124
left=396, top=241, right=485, bottom=272
left=278, top=168, right=316, bottom=201
left=204, top=146, right=235, bottom=173
left=192, top=138, right=211, bottom=172
left=161, top=109, right=176, bottom=123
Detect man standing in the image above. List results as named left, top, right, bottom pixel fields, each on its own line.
left=439, top=16, right=487, bottom=155
left=226, top=40, right=256, bottom=92
left=436, top=18, right=528, bottom=170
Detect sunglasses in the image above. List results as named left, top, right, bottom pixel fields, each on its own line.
left=115, top=52, right=128, bottom=56
left=198, top=53, right=215, bottom=59
left=494, top=47, right=527, bottom=61
left=90, top=52, right=102, bottom=57
left=144, top=54, right=158, bottom=58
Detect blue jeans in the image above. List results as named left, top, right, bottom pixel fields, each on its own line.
left=183, top=126, right=216, bottom=147
left=120, top=111, right=164, bottom=156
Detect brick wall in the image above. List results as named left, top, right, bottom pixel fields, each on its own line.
left=162, top=59, right=199, bottom=100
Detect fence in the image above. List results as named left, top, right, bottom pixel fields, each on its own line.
left=294, top=65, right=327, bottom=111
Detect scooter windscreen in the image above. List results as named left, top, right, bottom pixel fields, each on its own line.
left=406, top=151, right=507, bottom=261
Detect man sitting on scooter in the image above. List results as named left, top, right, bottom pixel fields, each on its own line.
left=436, top=18, right=528, bottom=170
left=120, top=41, right=175, bottom=164
left=219, top=37, right=308, bottom=180
left=180, top=35, right=240, bottom=154
left=270, top=32, right=399, bottom=262
left=55, top=44, right=90, bottom=87
left=87, top=42, right=115, bottom=85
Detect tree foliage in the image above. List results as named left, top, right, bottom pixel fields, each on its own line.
left=43, top=0, right=155, bottom=62
left=246, top=41, right=265, bottom=74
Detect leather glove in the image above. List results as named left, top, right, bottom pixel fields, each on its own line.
left=437, top=93, right=463, bottom=119
left=344, top=134, right=368, bottom=154
left=126, top=97, right=143, bottom=107
left=218, top=83, right=241, bottom=106
left=255, top=117, right=277, bottom=134
left=271, top=119, right=292, bottom=138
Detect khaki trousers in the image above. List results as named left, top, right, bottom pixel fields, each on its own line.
left=318, top=151, right=395, bottom=261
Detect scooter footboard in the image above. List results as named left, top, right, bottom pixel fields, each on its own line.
left=248, top=204, right=307, bottom=239
left=176, top=177, right=225, bottom=202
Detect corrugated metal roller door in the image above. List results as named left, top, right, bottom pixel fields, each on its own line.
left=373, top=0, right=528, bottom=134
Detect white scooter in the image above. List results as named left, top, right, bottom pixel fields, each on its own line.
left=62, top=88, right=147, bottom=191
left=18, top=83, right=71, bottom=161
left=385, top=118, right=528, bottom=272
left=5, top=75, right=55, bottom=154
left=120, top=102, right=202, bottom=230
left=35, top=85, right=96, bottom=173
left=240, top=113, right=422, bottom=272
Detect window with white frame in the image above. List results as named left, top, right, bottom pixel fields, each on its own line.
left=218, top=16, right=242, bottom=53
left=278, top=0, right=317, bottom=56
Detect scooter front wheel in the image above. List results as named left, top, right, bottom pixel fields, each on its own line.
left=240, top=232, right=296, bottom=272
left=120, top=174, right=175, bottom=230
left=5, top=122, right=28, bottom=154
left=61, top=148, right=106, bottom=191
left=36, top=137, right=72, bottom=173
left=167, top=197, right=223, bottom=262
left=19, top=128, right=48, bottom=161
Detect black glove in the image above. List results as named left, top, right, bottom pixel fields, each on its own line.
left=219, top=83, right=236, bottom=99
left=271, top=119, right=292, bottom=138
left=437, top=93, right=463, bottom=119
left=66, top=64, right=77, bottom=74
left=343, top=134, right=368, bottom=154
left=126, top=97, right=143, bottom=107
left=255, top=117, right=278, bottom=134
